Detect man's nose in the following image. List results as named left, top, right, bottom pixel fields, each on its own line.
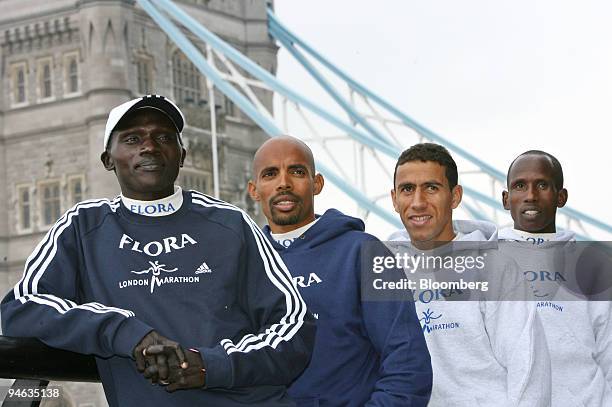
left=410, top=188, right=427, bottom=210
left=276, top=171, right=292, bottom=191
left=140, top=134, right=159, bottom=153
left=524, top=184, right=537, bottom=202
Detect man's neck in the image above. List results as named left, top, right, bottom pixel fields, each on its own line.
left=514, top=225, right=556, bottom=234
left=269, top=215, right=316, bottom=234
left=411, top=238, right=453, bottom=251
left=121, top=186, right=176, bottom=201
left=409, top=227, right=462, bottom=250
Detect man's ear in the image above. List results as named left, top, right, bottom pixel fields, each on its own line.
left=502, top=190, right=510, bottom=210
left=391, top=188, right=399, bottom=213
left=313, top=173, right=324, bottom=196
left=247, top=180, right=260, bottom=202
left=557, top=188, right=568, bottom=208
left=101, top=151, right=114, bottom=171
left=179, top=148, right=187, bottom=167
left=450, top=185, right=463, bottom=209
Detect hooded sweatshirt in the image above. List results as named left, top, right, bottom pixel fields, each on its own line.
left=500, top=227, right=612, bottom=407
left=389, top=220, right=551, bottom=407
left=1, top=190, right=315, bottom=407
left=264, top=209, right=433, bottom=407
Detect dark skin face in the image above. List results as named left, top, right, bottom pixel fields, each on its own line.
left=502, top=154, right=568, bottom=233
left=100, top=108, right=186, bottom=201
left=391, top=160, right=462, bottom=249
left=248, top=137, right=323, bottom=234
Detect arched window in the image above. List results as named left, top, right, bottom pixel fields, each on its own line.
left=16, top=69, right=26, bottom=103
left=69, top=176, right=84, bottom=205
left=41, top=181, right=61, bottom=226
left=172, top=51, right=201, bottom=104
left=42, top=63, right=52, bottom=98
left=69, top=58, right=78, bottom=93
left=17, top=185, right=31, bottom=231
left=63, top=52, right=80, bottom=95
left=10, top=62, right=28, bottom=106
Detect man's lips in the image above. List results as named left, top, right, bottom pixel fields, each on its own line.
left=271, top=195, right=299, bottom=212
left=135, top=160, right=164, bottom=171
left=521, top=207, right=541, bottom=219
left=408, top=215, right=432, bottom=226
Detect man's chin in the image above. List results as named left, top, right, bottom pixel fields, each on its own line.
left=403, top=226, right=429, bottom=241
left=516, top=217, right=552, bottom=233
left=517, top=224, right=551, bottom=234
left=406, top=231, right=437, bottom=245
left=122, top=179, right=175, bottom=197
left=271, top=212, right=302, bottom=227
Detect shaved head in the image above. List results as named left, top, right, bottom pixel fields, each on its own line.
left=507, top=150, right=563, bottom=190
left=248, top=135, right=323, bottom=233
left=253, top=136, right=315, bottom=178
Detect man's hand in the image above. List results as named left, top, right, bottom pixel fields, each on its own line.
left=133, top=331, right=186, bottom=384
left=158, top=348, right=206, bottom=392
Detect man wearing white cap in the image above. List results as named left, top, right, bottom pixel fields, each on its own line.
left=1, top=95, right=315, bottom=407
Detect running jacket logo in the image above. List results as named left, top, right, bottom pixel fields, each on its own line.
left=536, top=301, right=564, bottom=312
left=413, top=287, right=463, bottom=304
left=131, top=260, right=176, bottom=293
left=293, top=273, right=322, bottom=288
left=524, top=270, right=566, bottom=298
left=131, top=260, right=177, bottom=276
left=527, top=237, right=547, bottom=245
left=129, top=202, right=177, bottom=215
left=195, top=261, right=213, bottom=274
left=524, top=270, right=566, bottom=282
left=118, top=260, right=201, bottom=293
left=118, top=233, right=197, bottom=256
left=420, top=308, right=442, bottom=333
left=419, top=308, right=460, bottom=334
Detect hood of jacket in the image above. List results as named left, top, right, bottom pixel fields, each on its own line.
left=386, top=219, right=498, bottom=256
left=388, top=219, right=498, bottom=242
left=263, top=208, right=365, bottom=252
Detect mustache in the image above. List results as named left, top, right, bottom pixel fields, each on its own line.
left=269, top=192, right=301, bottom=205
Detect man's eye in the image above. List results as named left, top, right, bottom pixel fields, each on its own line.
left=291, top=169, right=306, bottom=175
left=537, top=182, right=549, bottom=190
left=262, top=171, right=275, bottom=178
left=156, top=134, right=174, bottom=143
left=426, top=185, right=438, bottom=192
left=401, top=185, right=414, bottom=193
left=513, top=182, right=525, bottom=190
left=123, top=135, right=139, bottom=144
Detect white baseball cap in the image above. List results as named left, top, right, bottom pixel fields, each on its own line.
left=103, top=94, right=185, bottom=151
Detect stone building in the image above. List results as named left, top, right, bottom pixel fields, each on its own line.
left=0, top=0, right=276, bottom=405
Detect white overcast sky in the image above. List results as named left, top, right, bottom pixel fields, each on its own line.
left=273, top=0, right=612, bottom=239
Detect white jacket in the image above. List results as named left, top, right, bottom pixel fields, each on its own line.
left=500, top=227, right=612, bottom=407
left=389, top=220, right=551, bottom=407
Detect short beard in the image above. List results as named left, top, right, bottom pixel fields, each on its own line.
left=268, top=191, right=304, bottom=227
left=271, top=212, right=302, bottom=226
